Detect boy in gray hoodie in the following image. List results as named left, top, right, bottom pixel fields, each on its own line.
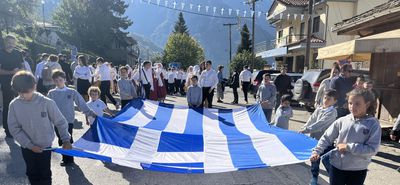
left=310, top=89, right=381, bottom=185
left=299, top=89, right=338, bottom=185
left=47, top=70, right=96, bottom=166
left=8, top=71, right=72, bottom=185
left=256, top=73, right=276, bottom=123
left=117, top=66, right=137, bottom=108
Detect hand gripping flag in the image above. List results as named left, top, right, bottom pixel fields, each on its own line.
left=55, top=99, right=317, bottom=173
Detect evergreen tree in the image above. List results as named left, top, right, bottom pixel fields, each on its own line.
left=173, top=12, right=189, bottom=35
left=237, top=24, right=251, bottom=54
left=52, top=0, right=133, bottom=55
left=230, top=50, right=264, bottom=72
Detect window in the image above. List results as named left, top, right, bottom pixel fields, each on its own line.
left=278, top=30, right=283, bottom=43
left=300, top=22, right=305, bottom=39
left=313, top=16, right=320, bottom=33
left=289, top=27, right=293, bottom=43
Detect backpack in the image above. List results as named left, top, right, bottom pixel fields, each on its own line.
left=42, top=63, right=55, bottom=82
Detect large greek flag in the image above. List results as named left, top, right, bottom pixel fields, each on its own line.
left=55, top=99, right=317, bottom=173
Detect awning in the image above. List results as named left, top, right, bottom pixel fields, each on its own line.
left=317, top=29, right=400, bottom=61
left=256, top=47, right=287, bottom=58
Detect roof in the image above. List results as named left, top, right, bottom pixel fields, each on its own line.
left=334, top=0, right=400, bottom=31
left=277, top=0, right=309, bottom=7
left=291, top=35, right=326, bottom=45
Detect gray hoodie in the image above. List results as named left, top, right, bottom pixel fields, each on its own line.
left=301, top=106, right=337, bottom=139
left=314, top=114, right=381, bottom=171
left=48, top=87, right=96, bottom=123
left=8, top=92, right=71, bottom=149
left=117, top=78, right=137, bottom=100
left=256, top=83, right=277, bottom=109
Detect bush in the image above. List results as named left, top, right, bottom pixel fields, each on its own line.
left=230, top=50, right=265, bottom=72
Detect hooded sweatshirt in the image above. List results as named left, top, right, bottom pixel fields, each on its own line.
left=8, top=92, right=70, bottom=149
left=314, top=114, right=381, bottom=171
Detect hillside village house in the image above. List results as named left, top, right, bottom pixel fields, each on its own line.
left=257, top=0, right=385, bottom=72
left=318, top=0, right=400, bottom=126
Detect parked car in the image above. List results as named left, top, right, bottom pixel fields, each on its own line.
left=292, top=69, right=370, bottom=112
left=250, top=69, right=280, bottom=97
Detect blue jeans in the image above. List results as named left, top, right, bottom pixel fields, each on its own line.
left=262, top=109, right=273, bottom=123
left=311, top=145, right=334, bottom=178
left=330, top=166, right=367, bottom=185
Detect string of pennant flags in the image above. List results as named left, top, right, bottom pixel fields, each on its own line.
left=131, top=0, right=309, bottom=21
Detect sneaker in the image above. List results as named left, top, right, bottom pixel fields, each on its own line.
left=217, top=100, right=223, bottom=103
left=60, top=161, right=75, bottom=167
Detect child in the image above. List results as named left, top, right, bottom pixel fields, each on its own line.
left=354, top=75, right=365, bottom=90
left=274, top=95, right=293, bottom=129
left=256, top=73, right=276, bottom=123
left=310, top=89, right=381, bottom=185
left=87, top=86, right=114, bottom=125
left=47, top=70, right=96, bottom=166
left=299, top=89, right=338, bottom=185
left=187, top=75, right=203, bottom=108
left=118, top=66, right=137, bottom=108
left=8, top=71, right=72, bottom=185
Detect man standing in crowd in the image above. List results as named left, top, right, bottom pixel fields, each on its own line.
left=330, top=63, right=354, bottom=118
left=35, top=53, right=49, bottom=94
left=133, top=61, right=154, bottom=99
left=274, top=67, right=292, bottom=111
left=239, top=65, right=252, bottom=104
left=0, top=35, right=23, bottom=138
left=94, top=57, right=119, bottom=110
left=199, top=60, right=218, bottom=108
left=59, top=54, right=73, bottom=84
left=230, top=67, right=240, bottom=104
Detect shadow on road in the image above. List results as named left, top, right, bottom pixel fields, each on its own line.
left=65, top=164, right=93, bottom=185
left=4, top=138, right=27, bottom=178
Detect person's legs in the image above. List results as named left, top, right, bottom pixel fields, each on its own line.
left=180, top=80, right=186, bottom=95
left=201, top=87, right=208, bottom=107
left=345, top=169, right=367, bottom=185
left=233, top=87, right=238, bottom=103
left=55, top=124, right=74, bottom=164
left=103, top=81, right=117, bottom=105
left=330, top=166, right=347, bottom=185
left=1, top=81, right=15, bottom=137
left=21, top=148, right=52, bottom=185
left=207, top=88, right=214, bottom=108
left=263, top=109, right=273, bottom=123
left=275, top=94, right=282, bottom=111
left=242, top=82, right=249, bottom=103
left=174, top=80, right=181, bottom=94
left=100, top=81, right=108, bottom=104
left=121, top=99, right=131, bottom=108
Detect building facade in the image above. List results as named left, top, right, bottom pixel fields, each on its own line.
left=257, top=0, right=386, bottom=72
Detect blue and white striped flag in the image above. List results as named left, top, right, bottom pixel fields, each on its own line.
left=55, top=99, right=317, bottom=173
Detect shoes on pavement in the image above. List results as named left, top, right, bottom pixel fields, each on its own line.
left=231, top=101, right=238, bottom=104
left=217, top=100, right=223, bottom=103
left=60, top=161, right=75, bottom=167
left=310, top=176, right=318, bottom=185
left=5, top=133, right=13, bottom=138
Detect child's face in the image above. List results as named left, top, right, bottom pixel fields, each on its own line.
left=191, top=78, right=198, bottom=85
left=263, top=76, right=271, bottom=84
left=53, top=77, right=66, bottom=88
left=90, top=92, right=100, bottom=101
left=363, top=82, right=373, bottom=90
left=356, top=79, right=365, bottom=87
left=348, top=95, right=369, bottom=118
left=281, top=100, right=290, bottom=108
left=322, top=95, right=337, bottom=108
left=20, top=88, right=35, bottom=101
left=120, top=69, right=128, bottom=78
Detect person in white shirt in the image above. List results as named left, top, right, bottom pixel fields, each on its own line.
left=132, top=61, right=155, bottom=99
left=35, top=53, right=49, bottom=94
left=239, top=65, right=252, bottom=104
left=94, top=57, right=119, bottom=109
left=73, top=55, right=92, bottom=101
left=167, top=68, right=176, bottom=95
left=185, top=66, right=194, bottom=88
left=175, top=68, right=183, bottom=95
left=199, top=60, right=218, bottom=108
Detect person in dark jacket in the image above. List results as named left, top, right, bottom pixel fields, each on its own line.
left=274, top=67, right=292, bottom=111
left=330, top=64, right=354, bottom=118
left=58, top=54, right=73, bottom=84
left=230, top=68, right=240, bottom=104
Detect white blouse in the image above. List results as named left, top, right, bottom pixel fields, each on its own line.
left=74, top=65, right=92, bottom=80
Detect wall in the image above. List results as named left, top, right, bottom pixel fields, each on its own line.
left=356, top=0, right=388, bottom=14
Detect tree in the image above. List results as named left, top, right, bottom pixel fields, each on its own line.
left=0, top=0, right=40, bottom=48
left=52, top=0, right=133, bottom=55
left=173, top=12, right=189, bottom=35
left=163, top=33, right=204, bottom=68
left=230, top=50, right=265, bottom=72
left=237, top=24, right=251, bottom=54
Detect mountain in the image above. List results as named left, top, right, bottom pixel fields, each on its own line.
left=125, top=0, right=275, bottom=68
left=130, top=33, right=163, bottom=60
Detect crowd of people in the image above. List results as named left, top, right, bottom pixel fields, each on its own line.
left=1, top=34, right=399, bottom=185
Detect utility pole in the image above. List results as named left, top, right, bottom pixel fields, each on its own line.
left=223, top=23, right=238, bottom=70
left=245, top=0, right=259, bottom=69
left=305, top=0, right=314, bottom=70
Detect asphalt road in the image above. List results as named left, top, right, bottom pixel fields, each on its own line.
left=0, top=89, right=399, bottom=185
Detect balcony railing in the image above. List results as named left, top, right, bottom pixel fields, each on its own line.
left=256, top=34, right=306, bottom=53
